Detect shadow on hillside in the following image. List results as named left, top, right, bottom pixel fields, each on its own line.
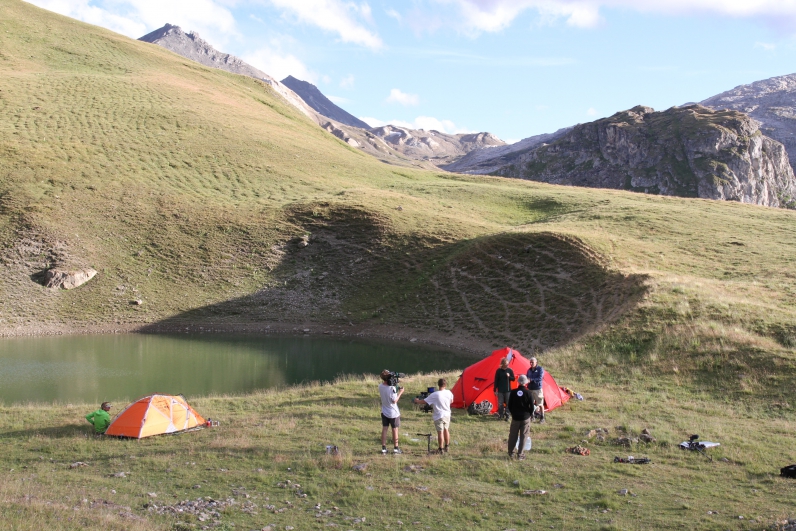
left=138, top=205, right=648, bottom=353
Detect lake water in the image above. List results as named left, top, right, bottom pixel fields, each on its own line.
left=0, top=334, right=473, bottom=405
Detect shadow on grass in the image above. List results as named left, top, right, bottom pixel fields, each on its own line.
left=139, top=205, right=648, bottom=355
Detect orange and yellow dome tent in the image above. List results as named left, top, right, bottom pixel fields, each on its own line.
left=105, top=394, right=206, bottom=438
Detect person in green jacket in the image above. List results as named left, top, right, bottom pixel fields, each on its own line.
left=86, top=402, right=112, bottom=434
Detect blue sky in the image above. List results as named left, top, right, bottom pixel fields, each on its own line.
left=27, top=0, right=796, bottom=143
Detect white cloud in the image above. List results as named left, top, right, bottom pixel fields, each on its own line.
left=386, top=8, right=402, bottom=21
left=326, top=94, right=351, bottom=104
left=243, top=46, right=315, bottom=82
left=340, top=74, right=355, bottom=88
left=386, top=88, right=420, bottom=106
left=250, top=13, right=264, bottom=23
left=360, top=115, right=475, bottom=134
left=430, top=0, right=796, bottom=33
left=266, top=0, right=382, bottom=49
left=754, top=41, right=776, bottom=51
left=27, top=0, right=238, bottom=44
left=586, top=107, right=599, bottom=116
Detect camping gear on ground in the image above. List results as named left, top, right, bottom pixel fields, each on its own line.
left=104, top=394, right=206, bottom=439
left=679, top=434, right=719, bottom=452
left=781, top=464, right=796, bottom=478
left=450, top=347, right=571, bottom=415
left=567, top=445, right=590, bottom=456
left=614, top=456, right=650, bottom=464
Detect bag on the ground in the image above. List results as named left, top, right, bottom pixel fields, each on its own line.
left=781, top=464, right=796, bottom=478
left=467, top=400, right=494, bottom=415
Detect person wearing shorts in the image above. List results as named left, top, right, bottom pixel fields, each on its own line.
left=413, top=378, right=454, bottom=454
left=379, top=370, right=405, bottom=454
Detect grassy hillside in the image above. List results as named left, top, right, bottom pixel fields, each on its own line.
left=1, top=1, right=796, bottom=528
left=1, top=0, right=795, bottom=390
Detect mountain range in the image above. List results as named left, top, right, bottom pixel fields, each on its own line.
left=138, top=23, right=796, bottom=208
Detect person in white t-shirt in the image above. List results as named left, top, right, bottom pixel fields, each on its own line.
left=379, top=370, right=405, bottom=454
left=413, top=378, right=454, bottom=454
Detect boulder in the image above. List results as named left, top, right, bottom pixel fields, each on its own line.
left=44, top=268, right=97, bottom=289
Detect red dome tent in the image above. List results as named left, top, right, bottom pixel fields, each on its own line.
left=451, top=347, right=571, bottom=414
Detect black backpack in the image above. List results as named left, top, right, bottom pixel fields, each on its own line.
left=781, top=464, right=796, bottom=478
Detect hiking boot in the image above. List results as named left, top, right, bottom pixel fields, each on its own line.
left=507, top=452, right=514, bottom=459
left=443, top=445, right=449, bottom=453
left=518, top=454, right=526, bottom=461
left=381, top=447, right=387, bottom=455
left=539, top=416, right=546, bottom=424
left=393, top=447, right=402, bottom=455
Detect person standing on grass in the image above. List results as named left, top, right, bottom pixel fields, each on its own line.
left=379, top=370, right=405, bottom=454
left=413, top=378, right=454, bottom=454
left=507, top=375, right=535, bottom=460
left=85, top=402, right=112, bottom=434
left=493, top=357, right=515, bottom=421
left=526, top=357, right=546, bottom=423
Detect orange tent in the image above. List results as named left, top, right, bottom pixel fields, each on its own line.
left=451, top=347, right=571, bottom=414
left=104, top=394, right=206, bottom=438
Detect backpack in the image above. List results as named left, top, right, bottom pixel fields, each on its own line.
left=467, top=400, right=494, bottom=415
left=781, top=464, right=796, bottom=478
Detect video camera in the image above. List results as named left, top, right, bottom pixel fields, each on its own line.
left=385, top=371, right=405, bottom=388
left=415, top=387, right=436, bottom=413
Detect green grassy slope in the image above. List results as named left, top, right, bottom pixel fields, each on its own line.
left=1, top=2, right=795, bottom=528
left=1, top=0, right=795, bottom=391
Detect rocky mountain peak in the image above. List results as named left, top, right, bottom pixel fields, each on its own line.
left=280, top=76, right=371, bottom=129
left=491, top=105, right=796, bottom=208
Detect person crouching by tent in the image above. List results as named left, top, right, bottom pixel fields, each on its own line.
left=379, top=370, right=405, bottom=455
left=86, top=402, right=112, bottom=434
left=526, top=357, right=545, bottom=423
left=493, top=357, right=515, bottom=421
left=413, top=378, right=454, bottom=454
left=507, top=375, right=535, bottom=460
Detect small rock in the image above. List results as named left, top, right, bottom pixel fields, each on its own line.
left=396, top=206, right=403, bottom=211
left=69, top=462, right=88, bottom=469
left=409, top=338, right=417, bottom=342
left=111, top=472, right=126, bottom=478
left=192, top=485, right=201, bottom=489
left=618, top=489, right=629, bottom=496
left=352, top=463, right=368, bottom=472
left=513, top=480, right=520, bottom=485
left=148, top=492, right=157, bottom=498
left=737, top=516, right=744, bottom=519
left=131, top=299, right=143, bottom=305
left=522, top=490, right=547, bottom=495
left=110, top=489, right=116, bottom=494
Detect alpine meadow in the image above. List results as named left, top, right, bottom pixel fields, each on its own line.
left=0, top=1, right=795, bottom=530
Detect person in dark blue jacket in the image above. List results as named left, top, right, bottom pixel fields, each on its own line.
left=526, top=357, right=545, bottom=423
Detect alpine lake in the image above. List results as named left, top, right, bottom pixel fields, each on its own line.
left=0, top=333, right=473, bottom=405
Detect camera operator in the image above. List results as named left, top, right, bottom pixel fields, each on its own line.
left=379, top=370, right=405, bottom=455
left=413, top=378, right=454, bottom=454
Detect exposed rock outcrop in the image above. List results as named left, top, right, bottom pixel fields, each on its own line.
left=45, top=268, right=97, bottom=289
left=701, top=73, right=796, bottom=171
left=492, top=105, right=796, bottom=208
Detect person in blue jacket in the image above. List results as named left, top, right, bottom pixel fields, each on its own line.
left=526, top=357, right=545, bottom=423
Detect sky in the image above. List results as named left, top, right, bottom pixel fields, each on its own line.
left=25, top=0, right=796, bottom=143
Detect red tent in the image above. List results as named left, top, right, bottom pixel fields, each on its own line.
left=451, top=347, right=571, bottom=414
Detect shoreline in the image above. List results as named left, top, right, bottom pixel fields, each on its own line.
left=0, top=320, right=492, bottom=357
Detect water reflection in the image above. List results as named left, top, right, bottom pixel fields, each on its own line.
left=0, top=334, right=471, bottom=404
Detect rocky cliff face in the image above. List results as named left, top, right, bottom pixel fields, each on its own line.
left=701, top=73, right=796, bottom=171
left=492, top=105, right=796, bottom=208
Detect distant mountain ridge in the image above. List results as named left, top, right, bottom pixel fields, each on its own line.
left=137, top=24, right=506, bottom=171
left=701, top=73, right=796, bottom=170
left=281, top=75, right=370, bottom=129
left=492, top=105, right=796, bottom=208
left=138, top=24, right=318, bottom=122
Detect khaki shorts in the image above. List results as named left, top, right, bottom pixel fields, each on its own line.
left=530, top=389, right=544, bottom=408
left=433, top=416, right=451, bottom=432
